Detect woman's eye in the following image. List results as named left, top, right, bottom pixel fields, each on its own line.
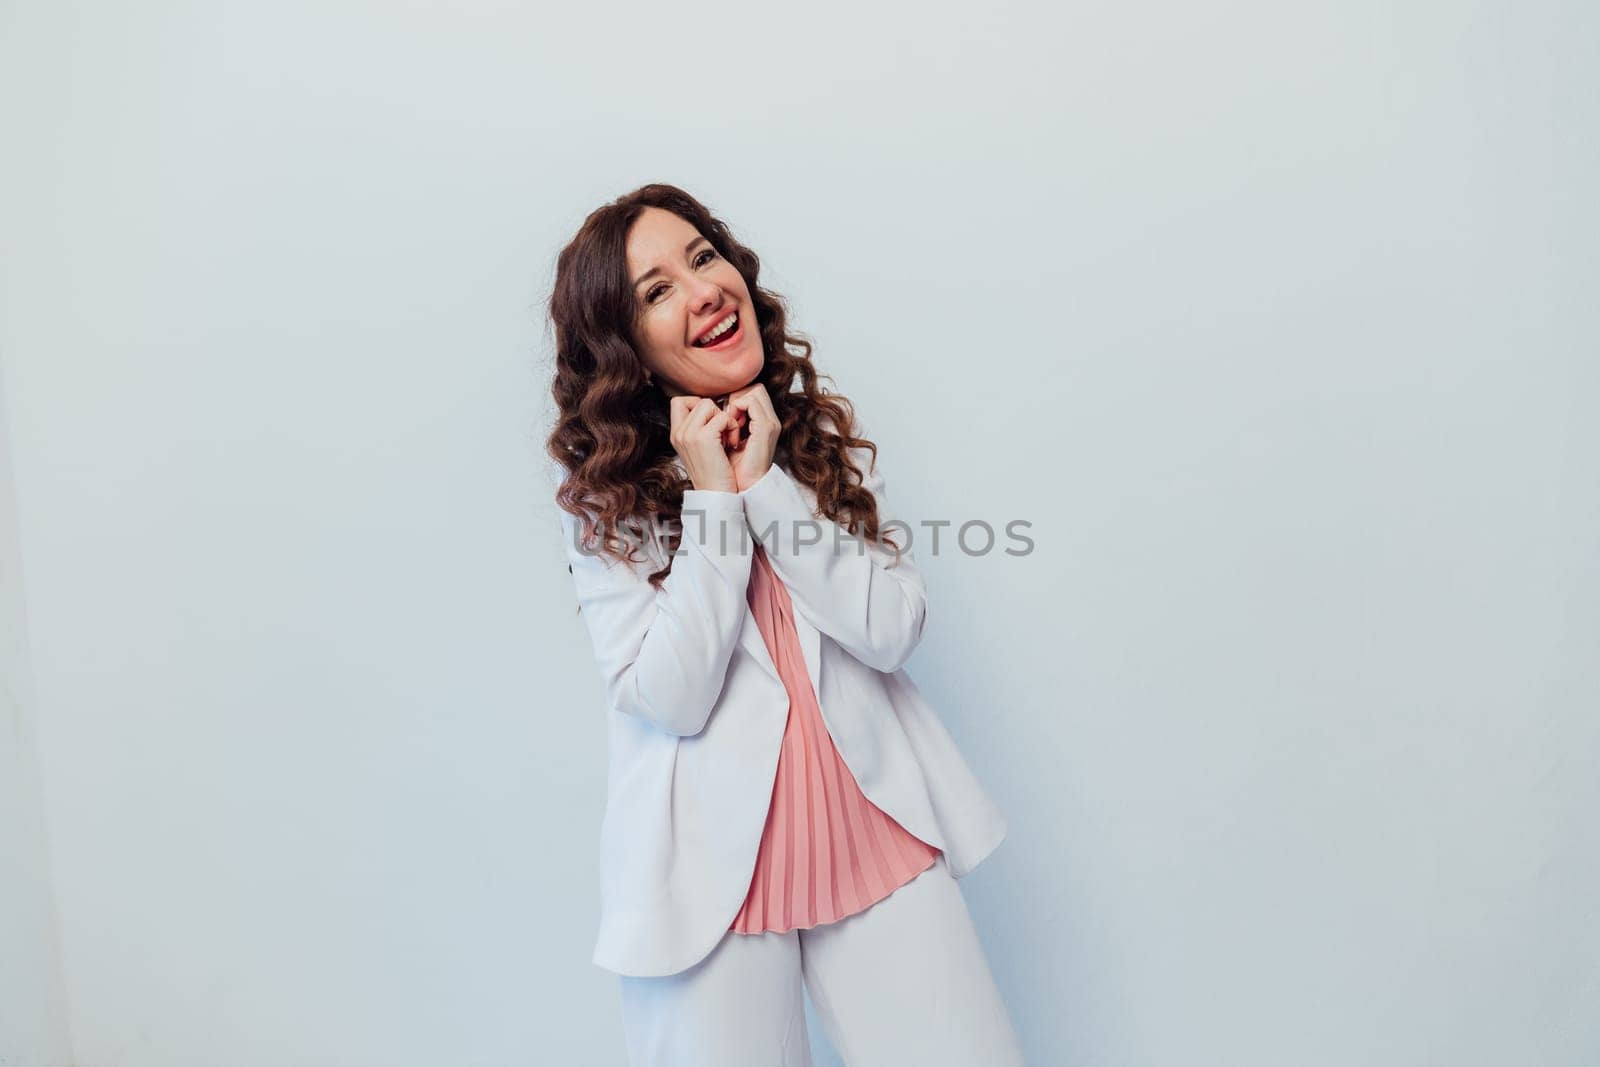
left=644, top=251, right=715, bottom=304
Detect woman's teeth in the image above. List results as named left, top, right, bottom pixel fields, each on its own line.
left=694, top=312, right=738, bottom=347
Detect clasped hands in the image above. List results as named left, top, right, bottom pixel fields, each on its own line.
left=668, top=383, right=779, bottom=495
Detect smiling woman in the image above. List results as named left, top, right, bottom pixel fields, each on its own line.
left=627, top=205, right=766, bottom=401
left=547, top=183, right=905, bottom=591
left=544, top=183, right=1023, bottom=1066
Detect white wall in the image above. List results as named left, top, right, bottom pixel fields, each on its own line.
left=0, top=367, right=73, bottom=1066
left=1, top=0, right=1596, bottom=1064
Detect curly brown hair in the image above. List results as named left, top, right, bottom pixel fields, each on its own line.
left=545, top=182, right=904, bottom=589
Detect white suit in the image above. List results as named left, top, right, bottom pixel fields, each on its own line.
left=557, top=438, right=1008, bottom=979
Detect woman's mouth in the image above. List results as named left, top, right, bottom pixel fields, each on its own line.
left=692, top=311, right=743, bottom=350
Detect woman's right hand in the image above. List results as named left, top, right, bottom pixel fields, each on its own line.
left=669, top=396, right=739, bottom=494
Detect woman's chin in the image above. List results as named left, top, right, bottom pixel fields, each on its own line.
left=705, top=352, right=763, bottom=395
left=733, top=344, right=766, bottom=382
left=680, top=345, right=764, bottom=400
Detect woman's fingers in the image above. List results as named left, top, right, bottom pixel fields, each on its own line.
left=725, top=385, right=775, bottom=443
left=723, top=408, right=749, bottom=452
left=668, top=395, right=738, bottom=492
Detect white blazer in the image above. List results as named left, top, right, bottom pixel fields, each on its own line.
left=556, top=437, right=1007, bottom=978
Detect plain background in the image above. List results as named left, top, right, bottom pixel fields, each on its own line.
left=2, top=1, right=1596, bottom=1064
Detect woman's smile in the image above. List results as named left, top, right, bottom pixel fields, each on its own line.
left=691, top=310, right=744, bottom=351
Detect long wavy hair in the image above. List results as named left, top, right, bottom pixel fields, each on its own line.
left=546, top=183, right=904, bottom=589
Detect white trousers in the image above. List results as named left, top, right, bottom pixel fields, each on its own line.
left=617, top=854, right=1025, bottom=1066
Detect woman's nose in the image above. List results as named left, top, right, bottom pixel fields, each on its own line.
left=687, top=278, right=724, bottom=310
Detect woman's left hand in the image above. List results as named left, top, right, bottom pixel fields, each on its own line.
left=721, top=383, right=779, bottom=492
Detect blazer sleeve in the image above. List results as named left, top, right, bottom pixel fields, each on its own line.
left=738, top=442, right=928, bottom=674
left=559, top=488, right=756, bottom=738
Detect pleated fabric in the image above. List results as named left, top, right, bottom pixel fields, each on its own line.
left=730, top=541, right=940, bottom=936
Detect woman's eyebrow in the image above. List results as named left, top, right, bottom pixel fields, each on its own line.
left=633, top=237, right=710, bottom=290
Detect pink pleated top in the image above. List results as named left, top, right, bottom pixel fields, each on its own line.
left=729, top=541, right=940, bottom=935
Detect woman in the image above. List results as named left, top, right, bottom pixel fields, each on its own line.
left=547, top=183, right=1024, bottom=1066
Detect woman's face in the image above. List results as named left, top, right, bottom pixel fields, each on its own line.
left=626, top=206, right=764, bottom=400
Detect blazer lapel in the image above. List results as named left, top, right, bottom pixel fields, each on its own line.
left=738, top=609, right=780, bottom=682
left=778, top=466, right=825, bottom=691
left=668, top=454, right=823, bottom=692
left=794, top=607, right=822, bottom=695
left=735, top=587, right=823, bottom=693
